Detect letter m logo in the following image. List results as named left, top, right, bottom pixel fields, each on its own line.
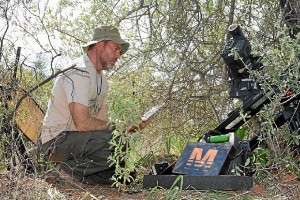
left=173, top=142, right=232, bottom=175
left=185, top=148, right=218, bottom=169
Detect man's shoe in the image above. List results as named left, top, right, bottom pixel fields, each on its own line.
left=45, top=165, right=91, bottom=189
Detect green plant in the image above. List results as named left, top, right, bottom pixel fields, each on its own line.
left=248, top=27, right=300, bottom=183
left=165, top=175, right=183, bottom=200
left=235, top=126, right=248, bottom=140
left=145, top=176, right=185, bottom=200
left=145, top=186, right=159, bottom=200
left=107, top=89, right=143, bottom=190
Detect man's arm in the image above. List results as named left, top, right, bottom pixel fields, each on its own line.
left=128, top=115, right=154, bottom=133
left=96, top=97, right=109, bottom=122
left=69, top=102, right=109, bottom=131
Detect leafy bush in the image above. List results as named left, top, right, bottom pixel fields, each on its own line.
left=250, top=27, right=300, bottom=180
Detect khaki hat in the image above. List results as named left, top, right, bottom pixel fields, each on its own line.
left=82, top=26, right=130, bottom=55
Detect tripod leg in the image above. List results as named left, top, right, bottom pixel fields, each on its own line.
left=13, top=127, right=35, bottom=174
left=3, top=125, right=35, bottom=174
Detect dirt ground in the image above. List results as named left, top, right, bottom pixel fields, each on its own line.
left=1, top=171, right=300, bottom=200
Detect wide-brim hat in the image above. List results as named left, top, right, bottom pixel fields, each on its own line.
left=82, top=26, right=130, bottom=55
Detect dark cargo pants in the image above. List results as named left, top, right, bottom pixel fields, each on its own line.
left=43, top=130, right=115, bottom=185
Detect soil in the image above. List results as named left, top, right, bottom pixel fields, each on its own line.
left=1, top=171, right=300, bottom=199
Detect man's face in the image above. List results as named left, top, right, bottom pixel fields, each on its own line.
left=96, top=41, right=122, bottom=71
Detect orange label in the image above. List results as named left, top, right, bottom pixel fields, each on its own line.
left=186, top=148, right=218, bottom=168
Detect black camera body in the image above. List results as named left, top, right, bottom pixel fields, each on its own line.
left=220, top=24, right=262, bottom=101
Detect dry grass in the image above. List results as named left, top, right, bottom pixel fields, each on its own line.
left=0, top=167, right=299, bottom=200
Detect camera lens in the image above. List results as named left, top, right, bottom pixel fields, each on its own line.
left=228, top=24, right=238, bottom=32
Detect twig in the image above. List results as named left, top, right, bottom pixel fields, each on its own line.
left=12, top=47, right=21, bottom=82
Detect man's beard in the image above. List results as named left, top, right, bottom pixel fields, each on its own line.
left=97, top=58, right=112, bottom=71
left=97, top=48, right=113, bottom=71
left=103, top=62, right=112, bottom=71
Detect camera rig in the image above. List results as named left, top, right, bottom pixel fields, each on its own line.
left=143, top=24, right=300, bottom=190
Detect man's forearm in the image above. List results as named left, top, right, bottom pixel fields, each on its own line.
left=77, top=116, right=109, bottom=132
left=69, top=102, right=113, bottom=132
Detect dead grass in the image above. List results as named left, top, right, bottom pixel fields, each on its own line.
left=0, top=169, right=299, bottom=200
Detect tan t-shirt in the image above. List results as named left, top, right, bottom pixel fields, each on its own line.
left=41, top=55, right=108, bottom=144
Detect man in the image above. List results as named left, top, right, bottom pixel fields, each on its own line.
left=42, top=26, right=137, bottom=185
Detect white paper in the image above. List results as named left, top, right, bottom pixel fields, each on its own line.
left=141, top=103, right=165, bottom=121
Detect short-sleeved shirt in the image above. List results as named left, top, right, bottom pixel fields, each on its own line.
left=41, top=55, right=108, bottom=144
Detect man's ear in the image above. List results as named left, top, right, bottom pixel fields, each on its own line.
left=89, top=42, right=102, bottom=52
left=97, top=41, right=105, bottom=50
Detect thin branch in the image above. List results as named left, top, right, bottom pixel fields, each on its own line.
left=0, top=0, right=10, bottom=62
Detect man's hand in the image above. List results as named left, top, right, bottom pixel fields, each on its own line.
left=127, top=115, right=154, bottom=133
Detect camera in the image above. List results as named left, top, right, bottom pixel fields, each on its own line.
left=220, top=24, right=262, bottom=101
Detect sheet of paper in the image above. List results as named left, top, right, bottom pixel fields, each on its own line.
left=141, top=103, right=165, bottom=121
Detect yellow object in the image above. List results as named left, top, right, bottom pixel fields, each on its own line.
left=14, top=90, right=44, bottom=144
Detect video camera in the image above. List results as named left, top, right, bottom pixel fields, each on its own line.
left=220, top=24, right=262, bottom=101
